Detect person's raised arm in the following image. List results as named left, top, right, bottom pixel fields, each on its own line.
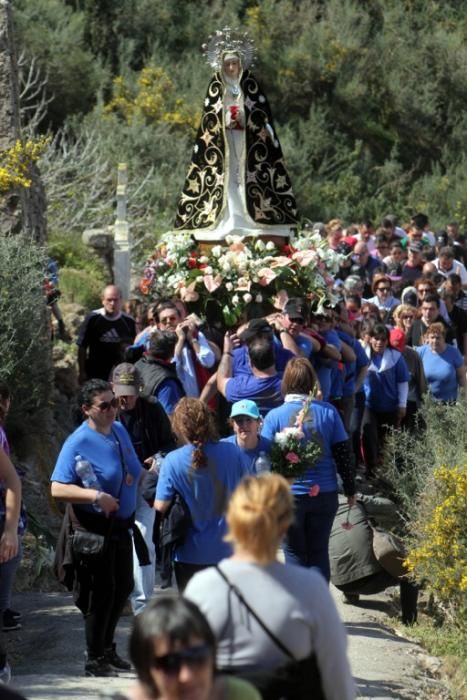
left=217, top=332, right=234, bottom=397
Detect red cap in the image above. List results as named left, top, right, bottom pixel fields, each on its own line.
left=389, top=327, right=406, bottom=352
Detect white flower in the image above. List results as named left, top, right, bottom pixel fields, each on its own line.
left=225, top=235, right=233, bottom=245
left=255, top=293, right=263, bottom=303
left=243, top=293, right=253, bottom=303
left=204, top=266, right=213, bottom=275
left=199, top=255, right=209, bottom=264
left=232, top=294, right=239, bottom=304
left=211, top=245, right=222, bottom=258
left=266, top=241, right=276, bottom=251
left=222, top=262, right=231, bottom=273
left=255, top=239, right=266, bottom=252
left=226, top=282, right=233, bottom=291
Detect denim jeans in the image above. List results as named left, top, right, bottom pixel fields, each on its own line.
left=130, top=493, right=156, bottom=615
left=283, top=492, right=338, bottom=582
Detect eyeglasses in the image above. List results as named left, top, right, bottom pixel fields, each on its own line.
left=401, top=315, right=414, bottom=320
left=233, top=416, right=254, bottom=424
left=418, top=288, right=431, bottom=293
left=289, top=317, right=305, bottom=324
left=152, top=644, right=212, bottom=675
left=376, top=287, right=390, bottom=292
left=93, top=397, right=118, bottom=411
left=159, top=315, right=178, bottom=325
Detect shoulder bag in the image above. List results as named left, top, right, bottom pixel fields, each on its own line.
left=216, top=566, right=325, bottom=700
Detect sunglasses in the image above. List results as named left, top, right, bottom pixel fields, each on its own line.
left=159, top=315, right=178, bottom=325
left=418, top=288, right=431, bottom=293
left=233, top=416, right=254, bottom=424
left=377, top=287, right=390, bottom=292
left=93, top=397, right=118, bottom=411
left=289, top=317, right=305, bottom=324
left=401, top=315, right=414, bottom=320
left=152, top=644, right=212, bottom=675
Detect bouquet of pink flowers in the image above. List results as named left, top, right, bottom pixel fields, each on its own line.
left=269, top=396, right=322, bottom=480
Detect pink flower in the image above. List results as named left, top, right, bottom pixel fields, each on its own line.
left=257, top=267, right=277, bottom=286
left=309, top=484, right=320, bottom=497
left=179, top=281, right=199, bottom=302
left=285, top=452, right=299, bottom=464
left=203, top=274, right=222, bottom=293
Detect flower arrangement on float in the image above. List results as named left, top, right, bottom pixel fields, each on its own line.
left=139, top=229, right=344, bottom=326
left=269, top=394, right=322, bottom=481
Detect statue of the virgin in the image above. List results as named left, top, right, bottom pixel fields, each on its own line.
left=174, top=27, right=298, bottom=242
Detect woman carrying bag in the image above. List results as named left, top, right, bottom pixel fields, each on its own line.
left=51, top=379, right=141, bottom=677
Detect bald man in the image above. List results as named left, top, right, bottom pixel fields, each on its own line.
left=77, top=285, right=136, bottom=383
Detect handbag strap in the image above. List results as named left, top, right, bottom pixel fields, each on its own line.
left=216, top=565, right=296, bottom=662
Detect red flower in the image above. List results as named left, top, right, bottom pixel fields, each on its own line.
left=281, top=244, right=296, bottom=256
left=285, top=452, right=300, bottom=464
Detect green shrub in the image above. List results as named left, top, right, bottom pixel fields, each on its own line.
left=59, top=268, right=102, bottom=309
left=0, top=235, right=52, bottom=442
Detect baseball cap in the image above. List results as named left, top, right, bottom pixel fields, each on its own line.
left=408, top=241, right=423, bottom=253
left=112, top=363, right=141, bottom=397
left=435, top=231, right=448, bottom=247
left=284, top=298, right=308, bottom=321
left=230, top=400, right=261, bottom=420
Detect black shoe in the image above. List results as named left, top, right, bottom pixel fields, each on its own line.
left=85, top=656, right=118, bottom=677
left=6, top=608, right=21, bottom=620
left=104, top=644, right=131, bottom=671
left=3, top=610, right=22, bottom=631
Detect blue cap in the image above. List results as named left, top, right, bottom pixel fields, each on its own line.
left=230, top=400, right=261, bottom=420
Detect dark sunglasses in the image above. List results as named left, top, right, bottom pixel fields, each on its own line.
left=159, top=315, right=178, bottom=325
left=289, top=317, right=305, bottom=324
left=377, top=287, right=390, bottom=292
left=152, top=644, right=212, bottom=674
left=93, top=397, right=118, bottom=411
left=233, top=416, right=254, bottom=424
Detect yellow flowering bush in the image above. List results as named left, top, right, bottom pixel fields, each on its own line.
left=104, top=67, right=199, bottom=132
left=405, top=460, right=467, bottom=622
left=0, top=137, right=49, bottom=194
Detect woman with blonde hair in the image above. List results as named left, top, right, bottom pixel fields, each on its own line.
left=185, top=473, right=355, bottom=700
left=155, top=398, right=248, bottom=591
left=392, top=303, right=418, bottom=339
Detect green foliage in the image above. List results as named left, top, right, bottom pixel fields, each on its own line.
left=14, top=0, right=106, bottom=129
left=0, top=235, right=52, bottom=436
left=384, top=398, right=467, bottom=622
left=59, top=268, right=103, bottom=309
left=16, top=0, right=467, bottom=236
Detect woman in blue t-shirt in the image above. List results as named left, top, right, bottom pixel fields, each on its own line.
left=261, top=358, right=355, bottom=581
left=155, top=398, right=248, bottom=591
left=221, top=400, right=272, bottom=475
left=416, top=322, right=466, bottom=402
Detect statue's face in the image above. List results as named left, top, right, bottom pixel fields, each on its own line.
left=223, top=56, right=241, bottom=79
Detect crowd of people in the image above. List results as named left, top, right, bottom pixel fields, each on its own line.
left=2, top=213, right=467, bottom=698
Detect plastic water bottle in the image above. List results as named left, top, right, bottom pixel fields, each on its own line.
left=255, top=451, right=271, bottom=475
left=75, top=455, right=103, bottom=512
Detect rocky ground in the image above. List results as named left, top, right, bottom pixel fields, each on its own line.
left=3, top=583, right=451, bottom=700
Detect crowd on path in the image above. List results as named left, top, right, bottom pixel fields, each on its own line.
left=1, top=213, right=466, bottom=699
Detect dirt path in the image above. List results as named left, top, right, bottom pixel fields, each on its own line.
left=6, top=586, right=444, bottom=699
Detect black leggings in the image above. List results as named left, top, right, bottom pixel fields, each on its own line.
left=73, top=532, right=133, bottom=658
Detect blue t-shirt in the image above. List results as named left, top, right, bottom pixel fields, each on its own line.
left=261, top=400, right=348, bottom=496
left=156, top=378, right=185, bottom=416
left=155, top=441, right=248, bottom=564
left=416, top=344, right=463, bottom=401
left=225, top=374, right=283, bottom=416
left=363, top=348, right=409, bottom=412
left=313, top=330, right=341, bottom=402
left=340, top=333, right=370, bottom=398
left=221, top=434, right=272, bottom=474
left=232, top=344, right=294, bottom=376
left=50, top=421, right=141, bottom=519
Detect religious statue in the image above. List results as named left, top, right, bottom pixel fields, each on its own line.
left=174, top=27, right=299, bottom=242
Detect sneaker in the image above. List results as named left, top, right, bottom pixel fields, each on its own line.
left=104, top=644, right=131, bottom=671
left=85, top=656, right=118, bottom=677
left=3, top=610, right=21, bottom=631
left=0, top=662, right=11, bottom=685
left=343, top=593, right=360, bottom=605
left=5, top=609, right=21, bottom=620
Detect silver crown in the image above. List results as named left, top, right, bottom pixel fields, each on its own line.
left=202, top=27, right=256, bottom=71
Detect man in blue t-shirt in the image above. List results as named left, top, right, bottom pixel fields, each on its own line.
left=217, top=333, right=282, bottom=417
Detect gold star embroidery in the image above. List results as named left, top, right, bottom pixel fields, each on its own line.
left=201, top=130, right=214, bottom=146
left=187, top=177, right=200, bottom=194
left=276, top=174, right=288, bottom=189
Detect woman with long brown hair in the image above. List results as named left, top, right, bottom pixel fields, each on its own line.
left=155, top=398, right=248, bottom=591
